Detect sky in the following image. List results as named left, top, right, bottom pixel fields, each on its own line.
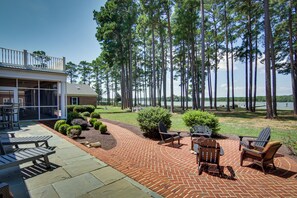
left=0, top=0, right=293, bottom=98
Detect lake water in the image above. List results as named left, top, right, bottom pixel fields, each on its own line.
left=171, top=101, right=293, bottom=110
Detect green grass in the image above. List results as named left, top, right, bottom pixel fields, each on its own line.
left=95, top=105, right=297, bottom=151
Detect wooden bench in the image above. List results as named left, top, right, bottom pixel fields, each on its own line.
left=0, top=140, right=55, bottom=170
left=190, top=125, right=212, bottom=140
left=1, top=135, right=52, bottom=148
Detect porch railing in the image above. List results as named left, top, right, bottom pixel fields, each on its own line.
left=0, top=47, right=65, bottom=72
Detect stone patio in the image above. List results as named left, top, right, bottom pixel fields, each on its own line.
left=0, top=123, right=160, bottom=198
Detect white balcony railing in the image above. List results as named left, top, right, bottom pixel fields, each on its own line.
left=0, top=47, right=65, bottom=72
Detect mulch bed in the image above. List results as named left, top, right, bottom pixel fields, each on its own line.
left=40, top=120, right=117, bottom=150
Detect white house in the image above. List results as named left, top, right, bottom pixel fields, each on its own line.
left=0, top=47, right=67, bottom=120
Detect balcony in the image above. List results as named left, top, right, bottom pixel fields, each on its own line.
left=0, top=47, right=65, bottom=73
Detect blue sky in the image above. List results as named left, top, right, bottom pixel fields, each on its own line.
left=0, top=0, right=292, bottom=97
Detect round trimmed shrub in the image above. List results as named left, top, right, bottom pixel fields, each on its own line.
left=89, top=118, right=97, bottom=126
left=137, top=107, right=172, bottom=139
left=99, top=124, right=107, bottom=134
left=54, top=120, right=66, bottom=131
left=58, top=124, right=70, bottom=135
left=81, top=111, right=90, bottom=117
left=73, top=105, right=95, bottom=113
left=182, top=110, right=220, bottom=135
left=90, top=112, right=101, bottom=119
left=67, top=112, right=83, bottom=124
left=71, top=118, right=89, bottom=130
left=67, top=105, right=76, bottom=113
left=94, top=120, right=103, bottom=130
left=67, top=125, right=82, bottom=138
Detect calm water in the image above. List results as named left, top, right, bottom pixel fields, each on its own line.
left=172, top=101, right=293, bottom=110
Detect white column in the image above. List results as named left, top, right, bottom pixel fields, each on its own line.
left=60, top=81, right=67, bottom=119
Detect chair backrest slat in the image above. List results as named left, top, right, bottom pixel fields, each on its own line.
left=256, top=127, right=271, bottom=147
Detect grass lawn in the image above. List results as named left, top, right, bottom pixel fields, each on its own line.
left=96, top=106, right=297, bottom=151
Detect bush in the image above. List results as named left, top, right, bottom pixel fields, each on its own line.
left=90, top=112, right=101, bottom=119
left=137, top=107, right=172, bottom=139
left=182, top=110, right=220, bottom=135
left=73, top=105, right=95, bottom=113
left=94, top=120, right=103, bottom=130
left=99, top=124, right=107, bottom=134
left=58, top=124, right=70, bottom=135
left=67, top=105, right=76, bottom=113
left=67, top=125, right=82, bottom=138
left=71, top=118, right=89, bottom=130
left=81, top=111, right=90, bottom=117
left=89, top=118, right=97, bottom=126
left=67, top=112, right=83, bottom=124
left=54, top=120, right=66, bottom=131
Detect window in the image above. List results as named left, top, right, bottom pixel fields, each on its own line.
left=71, top=97, right=79, bottom=105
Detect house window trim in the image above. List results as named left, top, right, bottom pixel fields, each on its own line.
left=71, top=97, right=79, bottom=105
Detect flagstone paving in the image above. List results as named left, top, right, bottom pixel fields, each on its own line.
left=42, top=121, right=297, bottom=198
left=0, top=123, right=161, bottom=198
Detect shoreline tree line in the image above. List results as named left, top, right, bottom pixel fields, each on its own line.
left=66, top=0, right=297, bottom=118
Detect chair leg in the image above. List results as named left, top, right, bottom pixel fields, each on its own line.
left=261, top=161, right=266, bottom=174
left=240, top=152, right=244, bottom=166
left=239, top=144, right=241, bottom=151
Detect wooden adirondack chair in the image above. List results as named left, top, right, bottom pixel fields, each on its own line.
left=158, top=122, right=181, bottom=147
left=197, top=139, right=222, bottom=176
left=239, top=127, right=271, bottom=151
left=240, top=141, right=282, bottom=174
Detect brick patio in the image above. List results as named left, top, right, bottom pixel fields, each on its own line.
left=43, top=121, right=297, bottom=198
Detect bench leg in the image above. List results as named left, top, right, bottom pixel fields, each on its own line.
left=43, top=155, right=51, bottom=169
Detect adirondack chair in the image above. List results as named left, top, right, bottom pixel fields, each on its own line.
left=158, top=122, right=181, bottom=147
left=238, top=127, right=271, bottom=151
left=190, top=125, right=212, bottom=140
left=197, top=138, right=222, bottom=176
left=240, top=141, right=282, bottom=174
left=0, top=139, right=55, bottom=170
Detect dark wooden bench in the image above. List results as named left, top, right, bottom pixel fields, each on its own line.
left=0, top=140, right=55, bottom=170
left=190, top=125, right=212, bottom=140
left=1, top=135, right=52, bottom=148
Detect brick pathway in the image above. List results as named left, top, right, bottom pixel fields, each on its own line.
left=44, top=122, right=297, bottom=198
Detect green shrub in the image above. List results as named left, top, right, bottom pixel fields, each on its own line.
left=182, top=110, right=220, bottom=135
left=58, top=124, right=70, bottom=135
left=94, top=120, right=103, bottom=130
left=67, top=112, right=83, bottom=124
left=99, top=124, right=107, bottom=134
left=89, top=118, right=97, bottom=126
left=73, top=105, right=95, bottom=113
left=54, top=120, right=66, bottom=131
left=81, top=111, right=90, bottom=117
left=67, top=125, right=82, bottom=137
left=137, top=107, right=172, bottom=139
left=90, top=112, right=101, bottom=119
left=67, top=105, right=76, bottom=113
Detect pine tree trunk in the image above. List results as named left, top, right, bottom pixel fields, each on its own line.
left=253, top=34, right=258, bottom=112
left=201, top=0, right=205, bottom=111
left=264, top=0, right=273, bottom=118
left=231, top=40, right=235, bottom=109
left=224, top=0, right=230, bottom=112
left=289, top=0, right=297, bottom=115
left=248, top=4, right=253, bottom=112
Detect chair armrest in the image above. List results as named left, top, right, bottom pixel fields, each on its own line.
left=243, top=148, right=263, bottom=157
left=247, top=140, right=268, bottom=143
left=159, top=132, right=178, bottom=136
left=239, top=135, right=257, bottom=139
